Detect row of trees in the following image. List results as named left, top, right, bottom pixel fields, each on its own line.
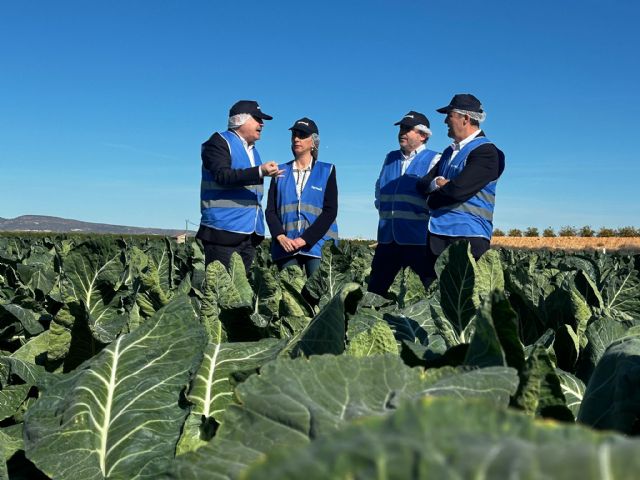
left=493, top=226, right=640, bottom=237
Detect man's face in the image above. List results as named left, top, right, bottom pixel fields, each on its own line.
left=444, top=111, right=467, bottom=141
left=398, top=125, right=426, bottom=153
left=235, top=115, right=264, bottom=144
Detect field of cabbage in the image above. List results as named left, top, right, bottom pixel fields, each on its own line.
left=1, top=234, right=640, bottom=479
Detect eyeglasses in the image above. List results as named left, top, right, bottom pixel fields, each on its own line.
left=291, top=130, right=311, bottom=139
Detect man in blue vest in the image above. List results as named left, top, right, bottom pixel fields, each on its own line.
left=417, top=94, right=505, bottom=276
left=197, top=100, right=283, bottom=273
left=367, top=111, right=441, bottom=296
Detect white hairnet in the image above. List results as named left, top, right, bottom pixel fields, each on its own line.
left=451, top=109, right=487, bottom=123
left=228, top=113, right=251, bottom=129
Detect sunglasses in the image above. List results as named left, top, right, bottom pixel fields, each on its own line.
left=291, top=130, right=312, bottom=139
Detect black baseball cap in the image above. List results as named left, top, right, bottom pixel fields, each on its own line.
left=436, top=94, right=483, bottom=114
left=394, top=111, right=430, bottom=129
left=288, top=117, right=318, bottom=135
left=229, top=100, right=273, bottom=120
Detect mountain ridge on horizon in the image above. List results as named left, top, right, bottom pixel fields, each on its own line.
left=0, top=215, right=193, bottom=236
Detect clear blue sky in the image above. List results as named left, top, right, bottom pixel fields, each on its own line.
left=2, top=0, right=639, bottom=238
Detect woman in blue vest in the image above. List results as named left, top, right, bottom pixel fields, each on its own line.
left=265, top=117, right=338, bottom=276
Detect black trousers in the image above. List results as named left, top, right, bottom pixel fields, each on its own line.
left=425, top=233, right=490, bottom=277
left=367, top=242, right=432, bottom=296
left=202, top=235, right=261, bottom=274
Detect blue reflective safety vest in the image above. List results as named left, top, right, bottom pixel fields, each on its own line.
left=428, top=137, right=497, bottom=240
left=271, top=161, right=338, bottom=261
left=376, top=148, right=439, bottom=245
left=200, top=130, right=265, bottom=236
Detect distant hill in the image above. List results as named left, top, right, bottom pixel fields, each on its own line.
left=0, top=215, right=193, bottom=237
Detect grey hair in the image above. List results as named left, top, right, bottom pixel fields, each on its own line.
left=451, top=108, right=486, bottom=123
left=311, top=133, right=320, bottom=160
left=228, top=113, right=251, bottom=129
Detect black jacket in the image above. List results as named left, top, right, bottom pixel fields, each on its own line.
left=196, top=131, right=265, bottom=246
left=416, top=132, right=505, bottom=210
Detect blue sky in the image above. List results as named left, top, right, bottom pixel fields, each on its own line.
left=2, top=0, right=639, bottom=238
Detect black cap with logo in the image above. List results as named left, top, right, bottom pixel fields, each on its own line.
left=288, top=117, right=319, bottom=136
left=229, top=100, right=273, bottom=120
left=436, top=94, right=483, bottom=114
left=394, top=111, right=431, bottom=128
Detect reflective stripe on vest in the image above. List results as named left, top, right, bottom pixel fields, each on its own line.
left=271, top=161, right=338, bottom=260
left=200, top=130, right=265, bottom=235
left=377, top=148, right=438, bottom=245
left=429, top=137, right=496, bottom=240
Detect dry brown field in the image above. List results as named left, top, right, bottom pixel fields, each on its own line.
left=492, top=236, right=640, bottom=252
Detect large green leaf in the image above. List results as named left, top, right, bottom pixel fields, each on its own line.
left=557, top=368, right=586, bottom=417
left=464, top=308, right=504, bottom=368
left=420, top=366, right=519, bottom=405
left=387, top=267, right=427, bottom=308
left=304, top=242, right=355, bottom=308
left=167, top=356, right=518, bottom=479
left=24, top=295, right=206, bottom=480
left=147, top=237, right=176, bottom=295
left=62, top=240, right=128, bottom=343
left=176, top=338, right=284, bottom=455
left=130, top=247, right=171, bottom=317
left=243, top=397, right=640, bottom=480
left=381, top=298, right=442, bottom=345
left=345, top=313, right=398, bottom=357
left=228, top=253, right=253, bottom=307
left=0, top=356, right=55, bottom=390
left=0, top=424, right=24, bottom=478
left=47, top=300, right=103, bottom=372
left=9, top=331, right=50, bottom=364
left=578, top=336, right=640, bottom=434
left=289, top=283, right=362, bottom=357
left=16, top=263, right=56, bottom=298
left=513, top=345, right=574, bottom=421
left=437, top=241, right=478, bottom=341
left=277, top=265, right=313, bottom=318
left=167, top=438, right=260, bottom=480
left=601, top=259, right=640, bottom=320
left=0, top=383, right=30, bottom=421
left=200, top=261, right=225, bottom=343
left=200, top=256, right=255, bottom=342
left=250, top=265, right=282, bottom=327
left=0, top=304, right=44, bottom=336
left=575, top=315, right=639, bottom=383
left=504, top=254, right=560, bottom=342
left=474, top=248, right=505, bottom=301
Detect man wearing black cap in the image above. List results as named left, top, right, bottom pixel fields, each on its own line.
left=417, top=94, right=505, bottom=272
left=367, top=111, right=441, bottom=296
left=197, top=100, right=283, bottom=272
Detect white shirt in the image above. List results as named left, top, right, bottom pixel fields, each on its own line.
left=292, top=162, right=312, bottom=198
left=428, top=129, right=482, bottom=192
left=231, top=129, right=263, bottom=177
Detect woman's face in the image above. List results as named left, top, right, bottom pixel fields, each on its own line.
left=291, top=130, right=313, bottom=156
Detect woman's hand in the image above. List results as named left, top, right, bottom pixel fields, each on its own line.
left=291, top=238, right=307, bottom=249
left=277, top=234, right=297, bottom=252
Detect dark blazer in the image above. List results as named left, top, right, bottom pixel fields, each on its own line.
left=196, top=131, right=265, bottom=246
left=416, top=132, right=505, bottom=211
left=265, top=164, right=338, bottom=247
